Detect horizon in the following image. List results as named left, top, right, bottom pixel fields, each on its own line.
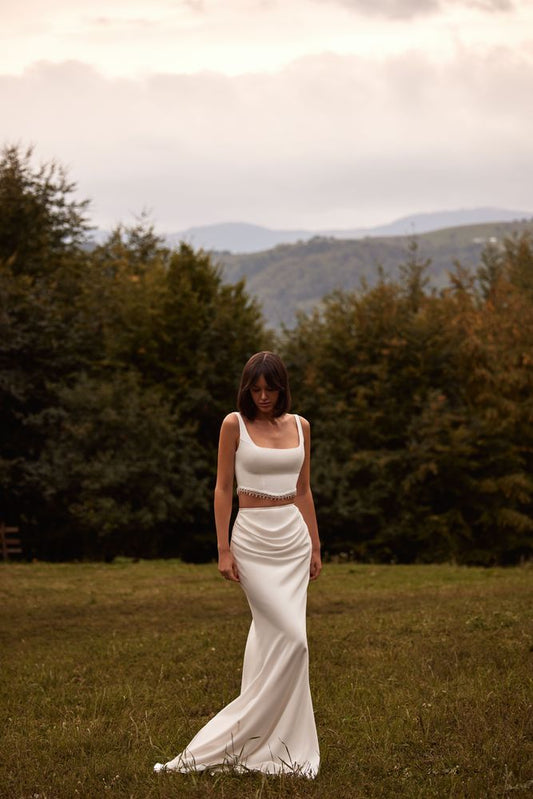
left=174, top=206, right=533, bottom=233
left=85, top=206, right=533, bottom=243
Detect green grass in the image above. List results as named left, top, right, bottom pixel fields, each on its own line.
left=1, top=561, right=531, bottom=798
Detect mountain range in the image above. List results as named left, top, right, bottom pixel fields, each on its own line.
left=216, top=217, right=533, bottom=328
left=167, top=207, right=531, bottom=254
left=88, top=207, right=533, bottom=328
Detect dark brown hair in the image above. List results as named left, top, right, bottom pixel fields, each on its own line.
left=237, top=351, right=291, bottom=420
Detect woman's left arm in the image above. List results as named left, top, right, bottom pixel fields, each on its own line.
left=295, top=416, right=322, bottom=581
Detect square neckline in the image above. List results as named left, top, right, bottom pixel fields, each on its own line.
left=237, top=412, right=301, bottom=451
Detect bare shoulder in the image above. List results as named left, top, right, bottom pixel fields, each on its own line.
left=221, top=412, right=240, bottom=430
left=220, top=412, right=240, bottom=439
left=219, top=413, right=239, bottom=450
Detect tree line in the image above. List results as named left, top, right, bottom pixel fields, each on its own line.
left=1, top=145, right=532, bottom=564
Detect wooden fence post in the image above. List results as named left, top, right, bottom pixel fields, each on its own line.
left=0, top=523, right=22, bottom=561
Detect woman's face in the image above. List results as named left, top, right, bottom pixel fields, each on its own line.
left=250, top=374, right=279, bottom=416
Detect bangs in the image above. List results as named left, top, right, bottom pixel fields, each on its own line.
left=237, top=352, right=291, bottom=420
left=242, top=360, right=285, bottom=392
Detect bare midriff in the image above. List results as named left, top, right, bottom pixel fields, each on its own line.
left=237, top=489, right=296, bottom=509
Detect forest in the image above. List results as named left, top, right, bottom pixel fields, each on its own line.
left=1, top=145, right=532, bottom=564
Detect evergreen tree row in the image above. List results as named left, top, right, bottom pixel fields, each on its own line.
left=0, top=145, right=268, bottom=560
left=1, top=145, right=532, bottom=563
left=283, top=239, right=533, bottom=564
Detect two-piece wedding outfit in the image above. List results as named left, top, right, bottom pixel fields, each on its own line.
left=154, top=412, right=319, bottom=777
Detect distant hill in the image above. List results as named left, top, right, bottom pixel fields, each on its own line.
left=216, top=219, right=533, bottom=328
left=166, top=222, right=311, bottom=254
left=333, top=207, right=531, bottom=238
left=167, top=207, right=530, bottom=254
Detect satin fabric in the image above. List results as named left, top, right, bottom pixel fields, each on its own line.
left=154, top=504, right=319, bottom=778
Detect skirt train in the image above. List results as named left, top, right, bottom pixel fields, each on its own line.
left=154, top=504, right=319, bottom=778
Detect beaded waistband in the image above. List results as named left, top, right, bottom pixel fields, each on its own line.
left=237, top=487, right=297, bottom=501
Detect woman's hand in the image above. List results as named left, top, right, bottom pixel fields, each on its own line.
left=310, top=548, right=322, bottom=581
left=218, top=549, right=240, bottom=582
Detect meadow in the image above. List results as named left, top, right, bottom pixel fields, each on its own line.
left=1, top=560, right=531, bottom=799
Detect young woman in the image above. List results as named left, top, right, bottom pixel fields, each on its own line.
left=154, top=351, right=321, bottom=777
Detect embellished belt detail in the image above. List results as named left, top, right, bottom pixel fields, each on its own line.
left=237, top=488, right=297, bottom=501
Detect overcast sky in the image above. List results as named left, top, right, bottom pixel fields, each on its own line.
left=1, top=0, right=532, bottom=231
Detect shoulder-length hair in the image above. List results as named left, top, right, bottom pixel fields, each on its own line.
left=237, top=351, right=291, bottom=420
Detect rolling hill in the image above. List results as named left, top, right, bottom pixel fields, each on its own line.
left=216, top=218, right=533, bottom=328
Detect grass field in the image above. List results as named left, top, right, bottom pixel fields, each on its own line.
left=1, top=560, right=531, bottom=799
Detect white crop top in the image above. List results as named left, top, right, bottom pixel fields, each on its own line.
left=234, top=412, right=305, bottom=500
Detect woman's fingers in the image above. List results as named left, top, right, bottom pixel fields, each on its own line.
left=309, top=556, right=322, bottom=580
left=218, top=553, right=240, bottom=582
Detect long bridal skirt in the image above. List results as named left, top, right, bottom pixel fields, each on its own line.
left=154, top=504, right=319, bottom=778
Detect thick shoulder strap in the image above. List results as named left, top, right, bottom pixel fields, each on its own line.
left=294, top=413, right=304, bottom=445
left=235, top=411, right=251, bottom=442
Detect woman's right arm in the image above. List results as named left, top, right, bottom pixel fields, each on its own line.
left=214, top=413, right=240, bottom=582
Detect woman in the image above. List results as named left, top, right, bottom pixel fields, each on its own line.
left=154, top=351, right=321, bottom=777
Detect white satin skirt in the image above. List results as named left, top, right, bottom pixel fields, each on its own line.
left=154, top=504, right=319, bottom=778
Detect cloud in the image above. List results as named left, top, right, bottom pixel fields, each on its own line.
left=315, top=0, right=439, bottom=18
left=466, top=0, right=514, bottom=9
left=316, top=0, right=514, bottom=18
left=1, top=47, right=531, bottom=229
left=2, top=0, right=527, bottom=81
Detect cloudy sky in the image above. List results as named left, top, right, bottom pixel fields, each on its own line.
left=1, top=0, right=532, bottom=232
